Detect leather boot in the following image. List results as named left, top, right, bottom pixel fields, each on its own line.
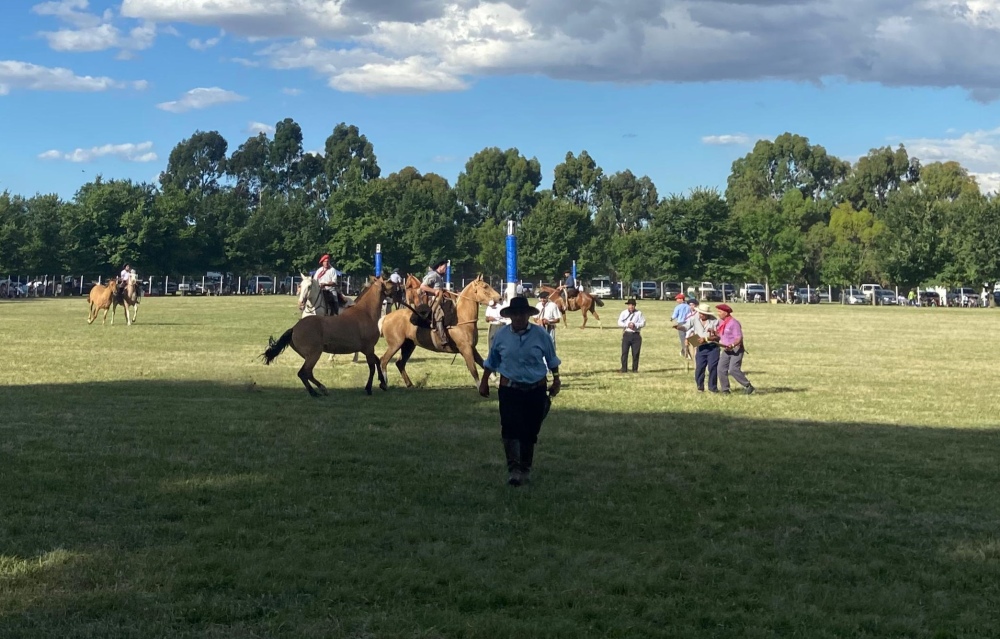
left=520, top=441, right=534, bottom=484
left=502, top=438, right=522, bottom=486
left=436, top=320, right=451, bottom=348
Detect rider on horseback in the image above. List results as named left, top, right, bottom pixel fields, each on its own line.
left=316, top=254, right=340, bottom=315
left=558, top=270, right=578, bottom=307
left=419, top=259, right=454, bottom=347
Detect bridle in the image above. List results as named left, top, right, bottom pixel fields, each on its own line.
left=299, top=278, right=326, bottom=315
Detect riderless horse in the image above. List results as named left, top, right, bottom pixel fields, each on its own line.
left=86, top=279, right=120, bottom=326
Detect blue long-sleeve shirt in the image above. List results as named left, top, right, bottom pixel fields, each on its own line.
left=671, top=302, right=693, bottom=323
left=483, top=324, right=561, bottom=383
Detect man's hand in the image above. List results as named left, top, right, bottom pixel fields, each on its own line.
left=548, top=377, right=561, bottom=397
left=478, top=376, right=491, bottom=398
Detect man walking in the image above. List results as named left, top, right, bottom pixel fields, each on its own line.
left=674, top=303, right=720, bottom=393
left=479, top=296, right=561, bottom=487
left=670, top=292, right=693, bottom=359
left=714, top=303, right=754, bottom=395
left=617, top=298, right=646, bottom=373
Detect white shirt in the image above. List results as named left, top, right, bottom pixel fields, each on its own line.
left=317, top=266, right=338, bottom=287
left=389, top=272, right=403, bottom=285
left=120, top=268, right=132, bottom=281
left=485, top=302, right=506, bottom=325
left=535, top=300, right=562, bottom=328
left=493, top=301, right=512, bottom=325
left=617, top=308, right=646, bottom=333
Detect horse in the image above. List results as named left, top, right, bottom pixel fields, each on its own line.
left=538, top=284, right=604, bottom=329
left=86, top=279, right=119, bottom=325
left=380, top=276, right=502, bottom=387
left=112, top=278, right=141, bottom=325
left=404, top=273, right=422, bottom=309
left=261, top=277, right=397, bottom=397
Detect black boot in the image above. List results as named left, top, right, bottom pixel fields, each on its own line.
left=520, top=441, right=534, bottom=484
left=502, top=438, right=522, bottom=486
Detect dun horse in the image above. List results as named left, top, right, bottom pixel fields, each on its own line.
left=112, top=278, right=141, bottom=325
left=380, top=276, right=501, bottom=387
left=404, top=273, right=422, bottom=309
left=261, top=277, right=395, bottom=396
left=538, top=284, right=604, bottom=329
left=86, top=279, right=120, bottom=325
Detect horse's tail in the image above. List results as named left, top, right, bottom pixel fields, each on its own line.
left=378, top=316, right=385, bottom=336
left=260, top=328, right=294, bottom=365
left=594, top=296, right=605, bottom=307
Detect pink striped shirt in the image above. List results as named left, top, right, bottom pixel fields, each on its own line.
left=717, top=316, right=743, bottom=348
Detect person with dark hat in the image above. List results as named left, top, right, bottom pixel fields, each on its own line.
left=557, top=270, right=578, bottom=306
left=674, top=302, right=721, bottom=392
left=714, top=303, right=754, bottom=395
left=617, top=298, right=646, bottom=372
left=534, top=290, right=562, bottom=345
left=316, top=254, right=340, bottom=314
left=479, top=296, right=561, bottom=487
left=419, top=259, right=453, bottom=346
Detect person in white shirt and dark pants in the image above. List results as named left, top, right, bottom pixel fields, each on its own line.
left=618, top=298, right=646, bottom=373
left=534, top=291, right=562, bottom=345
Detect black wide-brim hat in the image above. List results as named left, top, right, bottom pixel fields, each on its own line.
left=499, top=296, right=539, bottom=318
left=430, top=259, right=448, bottom=269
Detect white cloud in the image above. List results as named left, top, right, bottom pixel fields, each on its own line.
left=701, top=134, right=752, bottom=146
left=112, top=0, right=1000, bottom=98
left=32, top=0, right=99, bottom=28
left=902, top=127, right=1000, bottom=193
left=247, top=121, right=275, bottom=135
left=38, top=141, right=157, bottom=163
left=230, top=57, right=260, bottom=67
left=281, top=87, right=302, bottom=95
left=35, top=0, right=157, bottom=53
left=0, top=59, right=140, bottom=94
left=189, top=30, right=225, bottom=50
left=156, top=87, right=247, bottom=113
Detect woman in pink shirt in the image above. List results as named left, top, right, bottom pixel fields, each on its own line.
left=713, top=304, right=755, bottom=395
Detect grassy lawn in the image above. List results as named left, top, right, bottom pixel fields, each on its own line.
left=1, top=295, right=999, bottom=638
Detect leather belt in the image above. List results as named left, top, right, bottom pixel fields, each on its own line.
left=499, top=376, right=547, bottom=390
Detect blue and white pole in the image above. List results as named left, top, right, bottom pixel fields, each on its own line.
left=506, top=220, right=518, bottom=300
left=571, top=260, right=577, bottom=283
left=446, top=260, right=452, bottom=291
left=374, top=243, right=382, bottom=277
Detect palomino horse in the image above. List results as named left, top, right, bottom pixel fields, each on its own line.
left=404, top=273, right=422, bottom=308
left=87, top=279, right=120, bottom=325
left=262, top=277, right=397, bottom=396
left=380, top=276, right=502, bottom=387
left=538, top=284, right=604, bottom=329
left=112, top=278, right=141, bottom=325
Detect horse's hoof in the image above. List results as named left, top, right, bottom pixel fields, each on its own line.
left=379, top=383, right=388, bottom=391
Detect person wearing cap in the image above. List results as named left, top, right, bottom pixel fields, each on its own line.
left=534, top=291, right=562, bottom=345
left=316, top=254, right=340, bottom=314
left=479, top=296, right=561, bottom=487
left=618, top=298, right=646, bottom=373
left=714, top=304, right=755, bottom=395
left=670, top=292, right=694, bottom=359
left=419, top=259, right=453, bottom=347
left=674, top=302, right=721, bottom=392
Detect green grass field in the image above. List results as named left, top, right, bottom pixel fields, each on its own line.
left=2, top=296, right=999, bottom=638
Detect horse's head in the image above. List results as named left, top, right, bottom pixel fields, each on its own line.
left=108, top=278, right=118, bottom=291
left=297, top=272, right=319, bottom=309
left=469, top=275, right=501, bottom=305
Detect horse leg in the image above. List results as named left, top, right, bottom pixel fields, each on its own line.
left=123, top=301, right=131, bottom=326
left=102, top=306, right=110, bottom=325
left=298, top=352, right=324, bottom=397
left=87, top=302, right=96, bottom=324
left=459, top=344, right=481, bottom=384
left=364, top=350, right=384, bottom=394
left=592, top=306, right=603, bottom=330
left=395, top=340, right=417, bottom=388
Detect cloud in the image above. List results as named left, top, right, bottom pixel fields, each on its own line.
left=0, top=60, right=141, bottom=94
left=35, top=0, right=157, bottom=53
left=38, top=141, right=157, bottom=163
left=189, top=30, right=225, bottom=50
left=31, top=0, right=100, bottom=28
left=281, top=87, right=302, bottom=95
left=247, top=121, right=275, bottom=135
left=114, top=0, right=1000, bottom=98
left=702, top=134, right=752, bottom=146
left=902, top=127, right=1000, bottom=193
left=156, top=87, right=247, bottom=113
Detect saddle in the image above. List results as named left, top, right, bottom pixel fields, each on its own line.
left=409, top=304, right=433, bottom=328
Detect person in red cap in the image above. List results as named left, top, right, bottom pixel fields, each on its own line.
left=670, top=292, right=694, bottom=360
left=316, top=254, right=340, bottom=314
left=713, top=303, right=754, bottom=395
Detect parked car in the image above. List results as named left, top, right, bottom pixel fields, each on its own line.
left=860, top=284, right=895, bottom=305
left=178, top=280, right=205, bottom=296
left=795, top=288, right=820, bottom=304
left=630, top=281, right=658, bottom=299
left=840, top=290, right=867, bottom=305
left=718, top=283, right=736, bottom=301
left=948, top=287, right=979, bottom=307
left=691, top=281, right=721, bottom=301
left=740, top=283, right=767, bottom=303
left=918, top=290, right=941, bottom=306
left=249, top=275, right=275, bottom=294
left=661, top=281, right=683, bottom=300
left=281, top=275, right=303, bottom=294
left=817, top=289, right=832, bottom=303
left=589, top=277, right=612, bottom=299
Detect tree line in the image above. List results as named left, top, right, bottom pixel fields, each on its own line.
left=2, top=122, right=999, bottom=291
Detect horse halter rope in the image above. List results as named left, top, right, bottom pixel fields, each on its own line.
left=301, top=278, right=325, bottom=314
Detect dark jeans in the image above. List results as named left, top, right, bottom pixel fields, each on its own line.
left=621, top=332, right=642, bottom=371
left=695, top=344, right=720, bottom=392
left=498, top=385, right=551, bottom=444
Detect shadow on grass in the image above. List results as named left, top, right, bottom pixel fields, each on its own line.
left=2, top=379, right=1000, bottom=637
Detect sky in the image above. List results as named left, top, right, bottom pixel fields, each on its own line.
left=4, top=0, right=1000, bottom=201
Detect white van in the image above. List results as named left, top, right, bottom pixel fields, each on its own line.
left=590, top=277, right=612, bottom=298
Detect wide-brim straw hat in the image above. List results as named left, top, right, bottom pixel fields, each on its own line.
left=696, top=303, right=716, bottom=317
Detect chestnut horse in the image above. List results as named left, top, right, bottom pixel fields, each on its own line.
left=538, top=284, right=604, bottom=329
left=261, top=277, right=396, bottom=396
left=86, top=279, right=120, bottom=325
left=380, top=276, right=501, bottom=387
left=404, top=273, right=422, bottom=308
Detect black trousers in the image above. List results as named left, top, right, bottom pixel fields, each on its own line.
left=621, top=332, right=642, bottom=371
left=695, top=344, right=720, bottom=392
left=498, top=386, right=551, bottom=444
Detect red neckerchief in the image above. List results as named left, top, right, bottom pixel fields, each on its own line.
left=717, top=316, right=732, bottom=341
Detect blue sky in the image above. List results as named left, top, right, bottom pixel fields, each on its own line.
left=4, top=0, right=1000, bottom=200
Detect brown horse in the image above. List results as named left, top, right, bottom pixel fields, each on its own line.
left=86, top=279, right=119, bottom=325
left=404, top=273, right=422, bottom=308
left=380, top=276, right=501, bottom=387
left=112, top=278, right=139, bottom=325
left=261, top=277, right=396, bottom=396
left=538, top=284, right=604, bottom=329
